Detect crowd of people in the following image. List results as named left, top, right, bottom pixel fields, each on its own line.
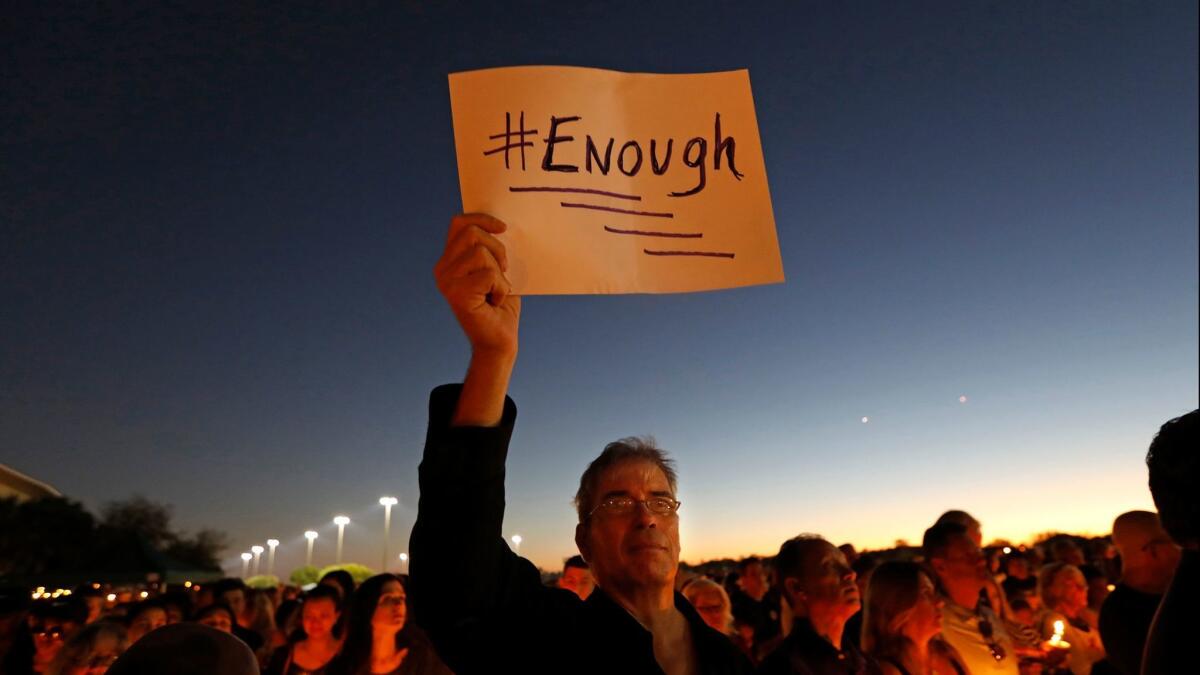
left=0, top=569, right=452, bottom=674
left=1, top=213, right=1192, bottom=674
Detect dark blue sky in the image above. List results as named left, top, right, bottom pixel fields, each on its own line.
left=4, top=1, right=1196, bottom=574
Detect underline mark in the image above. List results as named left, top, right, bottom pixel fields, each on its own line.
left=510, top=186, right=641, bottom=201
left=643, top=249, right=735, bottom=259
left=561, top=202, right=674, bottom=218
left=604, top=226, right=702, bottom=238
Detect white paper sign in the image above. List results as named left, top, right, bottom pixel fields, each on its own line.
left=449, top=66, right=784, bottom=294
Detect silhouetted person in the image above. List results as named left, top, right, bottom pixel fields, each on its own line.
left=210, top=579, right=264, bottom=652
left=107, top=623, right=257, bottom=675
left=1141, top=409, right=1198, bottom=675
left=1099, top=510, right=1179, bottom=675
left=410, top=213, right=753, bottom=674
left=730, top=556, right=779, bottom=656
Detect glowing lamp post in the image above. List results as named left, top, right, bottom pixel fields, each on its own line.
left=266, top=539, right=279, bottom=576
left=251, top=545, right=264, bottom=577
left=398, top=552, right=409, bottom=574
left=510, top=534, right=522, bottom=555
left=334, top=516, right=350, bottom=564
left=240, top=552, right=252, bottom=578
left=304, top=531, right=318, bottom=567
left=379, top=497, right=398, bottom=571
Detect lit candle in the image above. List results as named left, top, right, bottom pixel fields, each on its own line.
left=1047, top=619, right=1071, bottom=649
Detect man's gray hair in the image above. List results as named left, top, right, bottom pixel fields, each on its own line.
left=574, top=436, right=678, bottom=522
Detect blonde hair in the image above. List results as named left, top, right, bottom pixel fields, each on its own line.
left=46, top=621, right=127, bottom=675
left=681, top=577, right=734, bottom=634
left=1038, top=562, right=1083, bottom=610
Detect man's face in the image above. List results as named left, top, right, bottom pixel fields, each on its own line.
left=219, top=589, right=246, bottom=619
left=198, top=610, right=232, bottom=633
left=128, top=607, right=167, bottom=643
left=32, top=618, right=69, bottom=662
left=575, top=460, right=680, bottom=593
left=738, top=561, right=768, bottom=600
left=933, top=534, right=989, bottom=600
left=787, top=541, right=859, bottom=622
left=558, top=566, right=595, bottom=600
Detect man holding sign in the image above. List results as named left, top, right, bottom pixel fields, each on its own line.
left=409, top=214, right=753, bottom=674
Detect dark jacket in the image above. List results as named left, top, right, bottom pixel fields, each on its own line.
left=757, top=619, right=880, bottom=675
left=410, top=384, right=753, bottom=675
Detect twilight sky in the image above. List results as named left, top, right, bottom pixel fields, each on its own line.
left=3, top=1, right=1196, bottom=576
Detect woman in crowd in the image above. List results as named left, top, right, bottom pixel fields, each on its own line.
left=46, top=621, right=126, bottom=675
left=320, top=570, right=356, bottom=640
left=123, top=601, right=166, bottom=645
left=326, top=574, right=449, bottom=675
left=265, top=585, right=343, bottom=675
left=194, top=604, right=236, bottom=634
left=682, top=578, right=754, bottom=662
left=1037, top=563, right=1105, bottom=675
left=247, top=589, right=285, bottom=660
left=862, top=561, right=967, bottom=675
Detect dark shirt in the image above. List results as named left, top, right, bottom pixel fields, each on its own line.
left=841, top=611, right=862, bottom=651
left=757, top=619, right=881, bottom=675
left=409, top=384, right=753, bottom=675
left=1001, top=576, right=1037, bottom=600
left=1142, top=548, right=1197, bottom=675
left=731, top=586, right=782, bottom=653
left=1098, top=583, right=1160, bottom=675
left=232, top=623, right=264, bottom=651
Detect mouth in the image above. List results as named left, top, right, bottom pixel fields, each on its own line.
left=629, top=543, right=669, bottom=554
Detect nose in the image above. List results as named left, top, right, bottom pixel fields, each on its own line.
left=632, top=501, right=659, bottom=528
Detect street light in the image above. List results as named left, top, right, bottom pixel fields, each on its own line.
left=333, top=516, right=350, bottom=564
left=266, top=539, right=280, bottom=576
left=379, top=496, right=398, bottom=571
left=510, top=534, right=522, bottom=555
left=251, top=545, right=264, bottom=577
left=240, top=552, right=252, bottom=578
left=304, top=531, right=318, bottom=567
left=398, top=552, right=409, bottom=575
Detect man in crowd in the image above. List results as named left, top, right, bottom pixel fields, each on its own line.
left=924, top=521, right=1019, bottom=675
left=410, top=214, right=752, bottom=673
left=757, top=535, right=877, bottom=675
left=557, top=555, right=595, bottom=600
left=210, top=578, right=263, bottom=652
left=1141, top=409, right=1198, bottom=675
left=729, top=557, right=779, bottom=656
left=1099, top=510, right=1179, bottom=675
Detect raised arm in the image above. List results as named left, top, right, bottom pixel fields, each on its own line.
left=432, top=213, right=520, bottom=425
left=412, top=214, right=566, bottom=670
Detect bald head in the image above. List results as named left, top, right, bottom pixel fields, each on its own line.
left=1113, top=511, right=1166, bottom=555
left=1111, top=510, right=1180, bottom=594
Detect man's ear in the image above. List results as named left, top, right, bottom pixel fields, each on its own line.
left=575, top=522, right=590, bottom=562
left=783, top=577, right=805, bottom=606
left=929, top=558, right=947, bottom=577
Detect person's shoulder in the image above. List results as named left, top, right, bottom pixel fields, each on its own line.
left=876, top=661, right=903, bottom=675
left=755, top=639, right=800, bottom=675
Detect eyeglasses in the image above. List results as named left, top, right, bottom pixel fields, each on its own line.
left=33, top=627, right=65, bottom=641
left=587, top=496, right=681, bottom=519
left=977, top=616, right=1007, bottom=662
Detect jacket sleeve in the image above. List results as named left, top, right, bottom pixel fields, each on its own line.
left=408, top=384, right=557, bottom=671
